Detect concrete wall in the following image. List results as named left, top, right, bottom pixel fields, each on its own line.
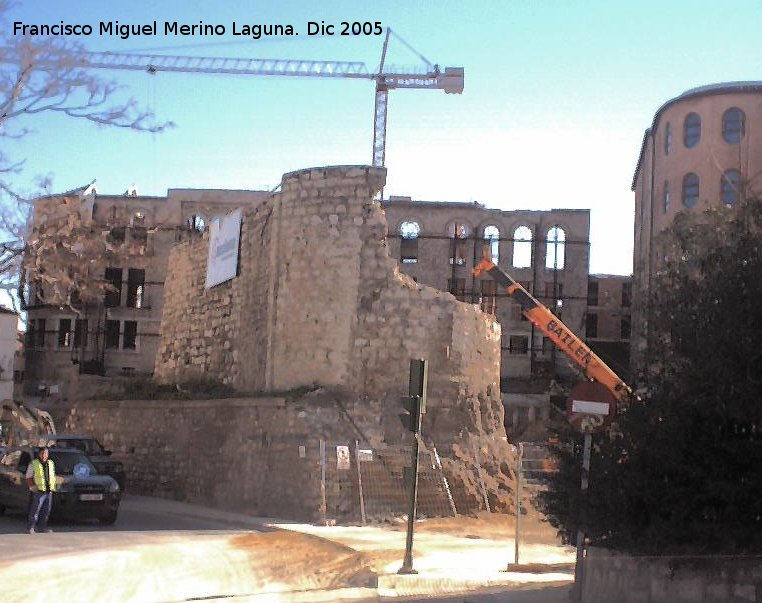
left=582, top=547, right=762, bottom=603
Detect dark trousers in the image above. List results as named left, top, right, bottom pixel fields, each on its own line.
left=27, top=491, right=53, bottom=531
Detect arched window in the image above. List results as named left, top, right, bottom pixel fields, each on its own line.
left=447, top=222, right=470, bottom=265
left=512, top=226, right=532, bottom=269
left=682, top=173, right=700, bottom=208
left=399, top=220, right=421, bottom=264
left=722, top=108, right=745, bottom=143
left=683, top=113, right=701, bottom=148
left=664, top=122, right=672, bottom=155
left=545, top=227, right=566, bottom=270
left=483, top=225, right=500, bottom=263
left=721, top=169, right=741, bottom=206
left=663, top=180, right=670, bottom=214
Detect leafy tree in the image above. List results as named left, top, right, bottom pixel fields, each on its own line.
left=0, top=1, right=171, bottom=308
left=540, top=198, right=762, bottom=554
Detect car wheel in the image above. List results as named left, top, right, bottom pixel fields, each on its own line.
left=99, top=511, right=118, bottom=525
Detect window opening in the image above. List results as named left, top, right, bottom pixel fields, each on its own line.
left=399, top=221, right=420, bottom=264
left=58, top=319, right=72, bottom=348
left=586, top=313, right=598, bottom=338
left=664, top=122, right=672, bottom=155
left=105, top=320, right=120, bottom=349
left=682, top=173, right=700, bottom=208
left=722, top=107, right=745, bottom=143
left=721, top=169, right=741, bottom=206
left=512, top=226, right=532, bottom=269
left=123, top=321, right=138, bottom=350
left=483, top=225, right=500, bottom=264
left=545, top=227, right=566, bottom=270
left=622, top=282, right=632, bottom=307
left=73, top=319, right=88, bottom=348
left=480, top=279, right=497, bottom=315
left=447, top=222, right=470, bottom=265
left=587, top=280, right=599, bottom=306
left=621, top=318, right=631, bottom=340
left=683, top=113, right=701, bottom=148
left=663, top=181, right=670, bottom=213
left=104, top=268, right=123, bottom=307
left=126, top=269, right=146, bottom=308
left=447, top=277, right=466, bottom=301
left=509, top=335, right=529, bottom=355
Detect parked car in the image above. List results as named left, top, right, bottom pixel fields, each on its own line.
left=50, top=434, right=126, bottom=491
left=0, top=447, right=121, bottom=525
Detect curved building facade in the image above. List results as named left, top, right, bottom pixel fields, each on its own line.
left=631, top=82, right=762, bottom=370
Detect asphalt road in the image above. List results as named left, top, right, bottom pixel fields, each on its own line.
left=0, top=493, right=263, bottom=534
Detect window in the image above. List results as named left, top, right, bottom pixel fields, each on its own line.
left=28, top=318, right=46, bottom=347
left=586, top=313, right=598, bottom=338
left=447, top=222, right=470, bottom=265
left=131, top=226, right=148, bottom=247
left=483, top=225, right=500, bottom=264
left=545, top=281, right=563, bottom=301
left=512, top=226, right=532, bottom=269
left=621, top=318, right=631, bottom=340
left=545, top=227, right=565, bottom=270
left=73, top=319, right=88, bottom=348
left=722, top=107, right=745, bottom=143
left=123, top=321, right=138, bottom=350
left=683, top=112, right=701, bottom=148
left=58, top=319, right=72, bottom=348
left=107, top=227, right=126, bottom=245
left=682, top=173, right=699, bottom=208
left=399, top=221, right=420, bottom=264
left=447, top=277, right=466, bottom=301
left=587, top=280, right=599, bottom=306
left=622, top=282, right=632, bottom=307
left=104, top=268, right=123, bottom=307
left=664, top=122, right=672, bottom=155
left=480, top=280, right=497, bottom=315
left=541, top=337, right=552, bottom=356
left=105, top=320, right=120, bottom=349
left=509, top=335, right=529, bottom=355
left=721, top=169, right=741, bottom=206
left=663, top=181, right=670, bottom=214
left=126, top=269, right=146, bottom=308
left=188, top=215, right=206, bottom=232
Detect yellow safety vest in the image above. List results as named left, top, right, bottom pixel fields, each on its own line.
left=31, top=459, right=56, bottom=493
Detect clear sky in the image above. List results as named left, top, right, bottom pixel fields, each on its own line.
left=5, top=0, right=762, bottom=275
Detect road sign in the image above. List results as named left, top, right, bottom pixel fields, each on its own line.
left=566, top=381, right=616, bottom=433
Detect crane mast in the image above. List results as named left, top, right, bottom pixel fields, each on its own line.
left=10, top=29, right=464, bottom=169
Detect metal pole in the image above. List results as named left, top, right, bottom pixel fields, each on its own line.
left=398, top=415, right=422, bottom=574
left=572, top=431, right=592, bottom=603
left=514, top=442, right=523, bottom=565
left=319, top=439, right=327, bottom=526
left=355, top=440, right=367, bottom=525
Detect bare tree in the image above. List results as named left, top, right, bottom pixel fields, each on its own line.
left=0, top=1, right=172, bottom=309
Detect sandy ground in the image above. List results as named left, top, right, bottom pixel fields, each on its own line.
left=0, top=497, right=574, bottom=603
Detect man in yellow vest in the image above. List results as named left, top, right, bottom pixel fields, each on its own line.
left=25, top=446, right=56, bottom=534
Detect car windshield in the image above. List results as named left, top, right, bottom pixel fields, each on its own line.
left=56, top=438, right=105, bottom=455
left=49, top=450, right=97, bottom=475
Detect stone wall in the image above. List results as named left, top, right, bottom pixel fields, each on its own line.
left=154, top=166, right=504, bottom=443
left=582, top=547, right=762, bottom=603
left=149, top=165, right=513, bottom=513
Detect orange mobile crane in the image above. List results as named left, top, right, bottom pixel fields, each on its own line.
left=472, top=256, right=634, bottom=403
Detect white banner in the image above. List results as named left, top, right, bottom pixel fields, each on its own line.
left=205, top=208, right=242, bottom=288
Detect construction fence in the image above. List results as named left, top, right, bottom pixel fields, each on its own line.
left=315, top=439, right=500, bottom=524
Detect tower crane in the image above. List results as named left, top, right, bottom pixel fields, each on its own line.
left=20, top=29, right=464, bottom=170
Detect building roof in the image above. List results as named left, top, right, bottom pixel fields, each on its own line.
left=632, top=81, right=762, bottom=191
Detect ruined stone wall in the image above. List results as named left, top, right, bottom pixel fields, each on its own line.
left=153, top=166, right=513, bottom=513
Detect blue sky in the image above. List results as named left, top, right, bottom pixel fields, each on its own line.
left=5, top=0, right=762, bottom=275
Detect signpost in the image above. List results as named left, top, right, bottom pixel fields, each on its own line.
left=567, top=381, right=616, bottom=603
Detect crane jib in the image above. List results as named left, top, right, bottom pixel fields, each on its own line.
left=544, top=318, right=594, bottom=366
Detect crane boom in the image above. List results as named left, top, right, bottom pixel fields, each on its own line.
left=5, top=31, right=464, bottom=169
left=473, top=256, right=634, bottom=403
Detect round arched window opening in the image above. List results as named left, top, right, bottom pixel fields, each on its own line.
left=683, top=113, right=701, bottom=148
left=399, top=221, right=421, bottom=239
